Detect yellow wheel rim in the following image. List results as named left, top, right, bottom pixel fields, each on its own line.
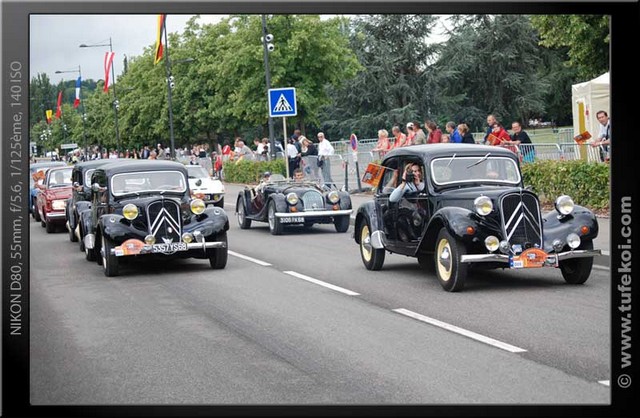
left=436, top=238, right=452, bottom=282
left=360, top=225, right=372, bottom=262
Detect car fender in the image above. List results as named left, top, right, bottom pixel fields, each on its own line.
left=337, top=192, right=352, bottom=210
left=268, top=193, right=288, bottom=213
left=236, top=189, right=252, bottom=212
left=422, top=206, right=483, bottom=251
left=98, top=214, right=131, bottom=243
left=542, top=205, right=599, bottom=252
left=184, top=206, right=230, bottom=237
left=79, top=209, right=95, bottom=238
left=354, top=201, right=379, bottom=244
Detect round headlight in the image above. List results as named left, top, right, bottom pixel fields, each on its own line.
left=190, top=198, right=206, bottom=215
left=499, top=240, right=510, bottom=254
left=484, top=235, right=500, bottom=252
left=144, top=235, right=156, bottom=245
left=286, top=193, right=299, bottom=205
left=567, top=233, right=581, bottom=249
left=555, top=195, right=574, bottom=216
left=328, top=190, right=340, bottom=204
left=474, top=196, right=493, bottom=216
left=122, top=203, right=139, bottom=220
left=182, top=232, right=194, bottom=243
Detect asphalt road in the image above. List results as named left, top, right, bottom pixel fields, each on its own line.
left=29, top=192, right=610, bottom=406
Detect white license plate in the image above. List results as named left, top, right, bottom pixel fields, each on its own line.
left=280, top=217, right=304, bottom=224
left=151, top=242, right=188, bottom=253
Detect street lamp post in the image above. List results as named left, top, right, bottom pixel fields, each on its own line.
left=261, top=15, right=276, bottom=159
left=79, top=38, right=121, bottom=154
left=55, top=65, right=88, bottom=156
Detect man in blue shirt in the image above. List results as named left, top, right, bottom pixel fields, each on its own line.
left=446, top=121, right=463, bottom=143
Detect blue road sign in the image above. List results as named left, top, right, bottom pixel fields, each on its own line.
left=268, top=87, right=297, bottom=117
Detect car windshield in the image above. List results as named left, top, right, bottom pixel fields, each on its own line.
left=430, top=156, right=521, bottom=186
left=111, top=170, right=187, bottom=196
left=47, top=168, right=73, bottom=187
left=186, top=166, right=209, bottom=179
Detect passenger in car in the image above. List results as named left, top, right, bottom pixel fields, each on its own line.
left=389, top=163, right=425, bottom=203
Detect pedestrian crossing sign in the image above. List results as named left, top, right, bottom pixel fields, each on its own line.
left=268, top=87, right=297, bottom=117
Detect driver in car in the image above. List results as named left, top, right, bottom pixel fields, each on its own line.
left=389, top=163, right=425, bottom=203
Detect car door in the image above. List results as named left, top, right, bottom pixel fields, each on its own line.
left=385, top=159, right=431, bottom=255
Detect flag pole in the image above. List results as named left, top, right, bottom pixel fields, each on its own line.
left=162, top=15, right=176, bottom=160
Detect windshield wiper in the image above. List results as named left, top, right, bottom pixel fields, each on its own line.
left=445, top=153, right=457, bottom=168
left=465, top=153, right=491, bottom=169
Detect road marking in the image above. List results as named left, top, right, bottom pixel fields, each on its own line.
left=283, top=271, right=360, bottom=296
left=392, top=308, right=527, bottom=353
left=229, top=251, right=272, bottom=266
left=598, top=380, right=610, bottom=387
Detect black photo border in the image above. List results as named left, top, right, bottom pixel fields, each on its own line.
left=2, top=0, right=637, bottom=417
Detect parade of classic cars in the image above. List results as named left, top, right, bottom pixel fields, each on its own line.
left=30, top=143, right=602, bottom=289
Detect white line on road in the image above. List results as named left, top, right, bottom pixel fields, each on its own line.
left=392, top=308, right=528, bottom=353
left=283, top=271, right=360, bottom=296
left=598, top=380, right=610, bottom=387
left=229, top=251, right=272, bottom=266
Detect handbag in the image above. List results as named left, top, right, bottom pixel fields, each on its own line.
left=317, top=157, right=324, bottom=168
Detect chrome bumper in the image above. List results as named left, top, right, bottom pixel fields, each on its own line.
left=275, top=209, right=352, bottom=218
left=460, top=249, right=602, bottom=264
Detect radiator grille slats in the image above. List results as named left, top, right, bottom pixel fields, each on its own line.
left=500, top=193, right=542, bottom=247
left=302, top=191, right=325, bottom=211
left=146, top=199, right=182, bottom=242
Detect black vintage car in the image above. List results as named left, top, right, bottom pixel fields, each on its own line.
left=80, top=160, right=229, bottom=276
left=354, top=144, right=601, bottom=292
left=66, top=159, right=136, bottom=246
left=235, top=174, right=353, bottom=235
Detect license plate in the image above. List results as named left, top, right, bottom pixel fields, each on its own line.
left=509, top=248, right=549, bottom=269
left=151, top=242, right=188, bottom=253
left=279, top=217, right=304, bottom=224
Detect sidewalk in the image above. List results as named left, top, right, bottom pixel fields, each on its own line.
left=223, top=183, right=610, bottom=268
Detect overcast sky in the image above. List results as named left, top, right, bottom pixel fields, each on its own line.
left=30, top=14, right=226, bottom=82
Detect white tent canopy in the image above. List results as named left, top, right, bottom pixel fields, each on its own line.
left=571, top=72, right=609, bottom=138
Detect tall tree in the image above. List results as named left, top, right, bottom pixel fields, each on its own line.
left=530, top=15, right=609, bottom=80
left=430, top=15, right=548, bottom=131
left=321, top=14, right=439, bottom=139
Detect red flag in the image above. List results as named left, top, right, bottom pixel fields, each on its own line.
left=55, top=91, right=63, bottom=118
left=104, top=51, right=115, bottom=92
left=154, top=14, right=166, bottom=64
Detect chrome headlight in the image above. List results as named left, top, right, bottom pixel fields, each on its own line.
left=144, top=235, right=156, bottom=245
left=555, top=195, right=574, bottom=216
left=327, top=190, right=340, bottom=204
left=484, top=235, right=500, bottom=252
left=211, top=194, right=223, bottom=202
left=286, top=192, right=299, bottom=205
left=474, top=196, right=493, bottom=216
left=190, top=198, right=206, bottom=215
left=122, top=203, right=139, bottom=220
left=182, top=232, right=194, bottom=243
left=567, top=233, right=581, bottom=249
left=52, top=200, right=66, bottom=211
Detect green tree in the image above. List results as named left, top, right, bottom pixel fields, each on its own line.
left=321, top=14, right=439, bottom=139
left=530, top=15, right=609, bottom=80
left=430, top=15, right=548, bottom=130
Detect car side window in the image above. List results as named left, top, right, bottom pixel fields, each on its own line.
left=379, top=160, right=399, bottom=194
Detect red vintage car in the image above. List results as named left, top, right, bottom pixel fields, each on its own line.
left=35, top=166, right=73, bottom=233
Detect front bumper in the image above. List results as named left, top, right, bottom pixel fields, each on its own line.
left=275, top=209, right=353, bottom=219
left=45, top=211, right=66, bottom=222
left=460, top=249, right=602, bottom=265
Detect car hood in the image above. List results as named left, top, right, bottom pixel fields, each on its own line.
left=189, top=178, right=224, bottom=194
left=44, top=187, right=72, bottom=200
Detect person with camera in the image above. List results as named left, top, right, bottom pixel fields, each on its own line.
left=389, top=162, right=425, bottom=203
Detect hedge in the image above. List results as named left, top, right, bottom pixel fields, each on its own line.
left=521, top=160, right=609, bottom=210
left=223, top=158, right=610, bottom=211
left=222, top=159, right=286, bottom=184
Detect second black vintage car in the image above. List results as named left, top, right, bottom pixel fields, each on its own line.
left=236, top=174, right=353, bottom=235
left=80, top=160, right=229, bottom=276
left=355, top=144, right=602, bottom=292
left=66, top=159, right=136, bottom=247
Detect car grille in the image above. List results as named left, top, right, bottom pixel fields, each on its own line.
left=146, top=199, right=182, bottom=243
left=301, top=190, right=325, bottom=211
left=500, top=192, right=542, bottom=248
